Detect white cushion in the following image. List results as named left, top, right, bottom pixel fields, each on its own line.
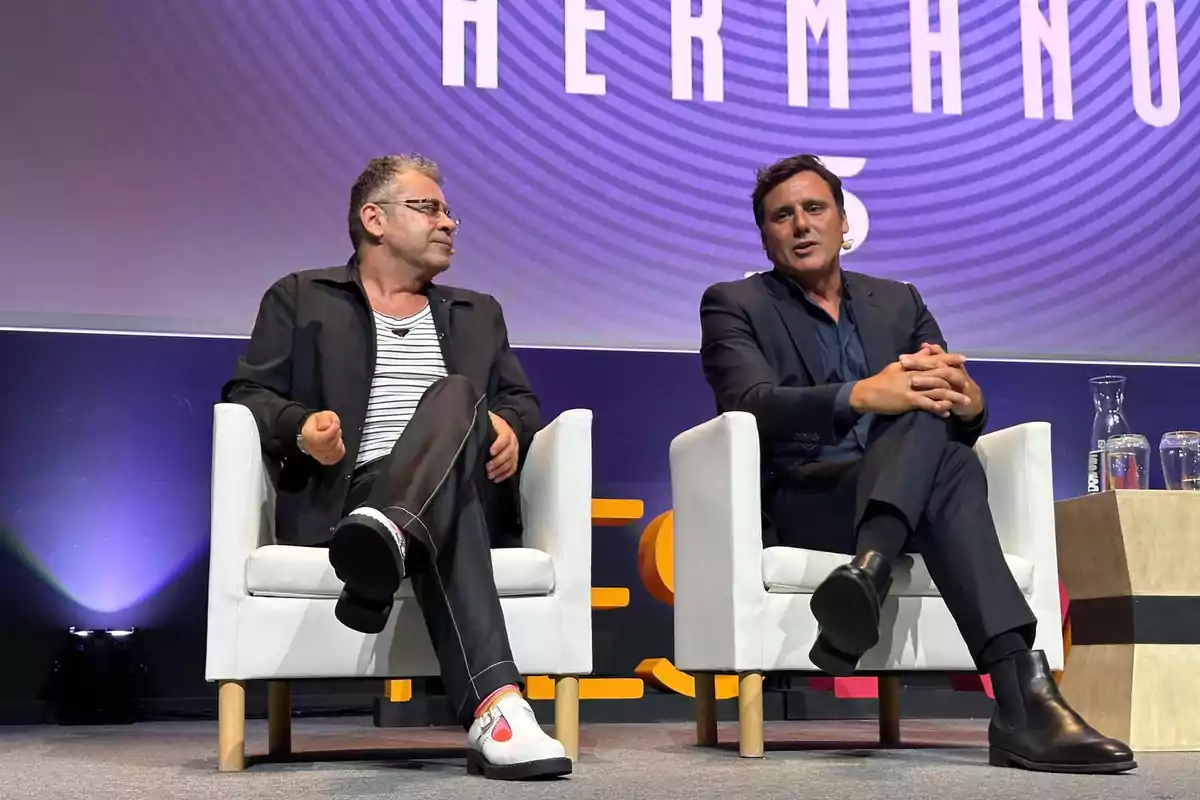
left=245, top=545, right=555, bottom=599
left=761, top=546, right=1035, bottom=598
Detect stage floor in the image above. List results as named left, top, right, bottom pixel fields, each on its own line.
left=1, top=717, right=1193, bottom=799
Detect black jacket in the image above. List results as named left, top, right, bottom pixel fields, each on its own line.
left=222, top=260, right=540, bottom=545
left=699, top=269, right=987, bottom=480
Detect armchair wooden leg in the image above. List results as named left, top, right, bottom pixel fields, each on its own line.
left=268, top=680, right=292, bottom=757
left=554, top=676, right=580, bottom=762
left=695, top=672, right=718, bottom=746
left=737, top=672, right=764, bottom=758
left=879, top=675, right=901, bottom=745
left=218, top=680, right=246, bottom=772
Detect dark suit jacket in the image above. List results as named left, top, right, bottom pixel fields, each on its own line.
left=699, top=269, right=987, bottom=482
left=222, top=260, right=540, bottom=546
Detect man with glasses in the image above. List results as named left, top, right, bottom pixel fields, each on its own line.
left=222, top=155, right=570, bottom=780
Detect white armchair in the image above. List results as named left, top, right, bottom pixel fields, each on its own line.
left=669, top=412, right=1063, bottom=756
left=205, top=403, right=594, bottom=770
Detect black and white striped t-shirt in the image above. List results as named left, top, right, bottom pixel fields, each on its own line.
left=356, top=305, right=447, bottom=467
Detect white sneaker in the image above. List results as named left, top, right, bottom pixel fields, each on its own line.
left=466, top=692, right=572, bottom=780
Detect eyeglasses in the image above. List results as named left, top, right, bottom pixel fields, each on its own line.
left=372, top=198, right=461, bottom=227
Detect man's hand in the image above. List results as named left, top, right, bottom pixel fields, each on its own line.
left=900, top=343, right=984, bottom=420
left=849, top=360, right=958, bottom=418
left=487, top=411, right=519, bottom=483
left=300, top=410, right=345, bottom=465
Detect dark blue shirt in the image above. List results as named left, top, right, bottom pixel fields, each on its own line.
left=788, top=276, right=873, bottom=462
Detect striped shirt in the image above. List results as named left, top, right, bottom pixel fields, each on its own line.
left=356, top=305, right=447, bottom=467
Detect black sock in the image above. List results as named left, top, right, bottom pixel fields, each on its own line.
left=982, top=630, right=1032, bottom=723
left=855, top=505, right=909, bottom=560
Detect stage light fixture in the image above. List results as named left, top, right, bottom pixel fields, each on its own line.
left=43, top=627, right=146, bottom=725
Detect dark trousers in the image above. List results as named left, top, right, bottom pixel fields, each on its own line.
left=343, top=375, right=521, bottom=728
left=765, top=410, right=1038, bottom=667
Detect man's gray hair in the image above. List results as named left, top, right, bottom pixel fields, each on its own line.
left=348, top=154, right=443, bottom=249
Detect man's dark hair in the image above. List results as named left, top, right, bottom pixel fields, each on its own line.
left=751, top=154, right=844, bottom=228
left=347, top=154, right=442, bottom=249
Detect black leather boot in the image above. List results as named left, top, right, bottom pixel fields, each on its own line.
left=988, top=649, right=1137, bottom=774
left=808, top=551, right=893, bottom=675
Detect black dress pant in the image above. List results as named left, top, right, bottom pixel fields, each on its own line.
left=342, top=375, right=521, bottom=728
left=764, top=410, right=1038, bottom=667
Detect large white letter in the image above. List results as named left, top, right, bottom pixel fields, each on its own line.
left=821, top=156, right=870, bottom=254
left=1129, top=0, right=1181, bottom=127
left=671, top=0, right=724, bottom=101
left=1020, top=0, right=1073, bottom=120
left=910, top=0, right=962, bottom=115
left=443, top=0, right=498, bottom=89
left=787, top=0, right=849, bottom=109
left=565, top=0, right=607, bottom=95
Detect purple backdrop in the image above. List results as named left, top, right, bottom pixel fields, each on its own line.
left=3, top=329, right=1199, bottom=628
left=3, top=1, right=1198, bottom=359
left=3, top=330, right=1200, bottom=719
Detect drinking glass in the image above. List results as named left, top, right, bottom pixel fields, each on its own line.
left=1159, top=431, right=1200, bottom=490
left=1104, top=434, right=1150, bottom=490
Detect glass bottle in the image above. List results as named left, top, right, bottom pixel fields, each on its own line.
left=1088, top=375, right=1130, bottom=493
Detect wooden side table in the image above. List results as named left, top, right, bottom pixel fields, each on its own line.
left=1055, top=490, right=1200, bottom=751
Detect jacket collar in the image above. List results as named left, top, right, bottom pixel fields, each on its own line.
left=318, top=257, right=475, bottom=373
left=762, top=267, right=894, bottom=377
left=762, top=266, right=868, bottom=302
left=313, top=256, right=474, bottom=307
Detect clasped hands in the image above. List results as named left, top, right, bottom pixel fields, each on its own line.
left=849, top=343, right=983, bottom=420
left=298, top=408, right=519, bottom=483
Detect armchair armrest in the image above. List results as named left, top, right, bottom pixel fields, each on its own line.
left=519, top=409, right=593, bottom=672
left=670, top=412, right=766, bottom=672
left=974, top=421, right=1063, bottom=666
left=205, top=402, right=276, bottom=680
left=974, top=422, right=1056, bottom=565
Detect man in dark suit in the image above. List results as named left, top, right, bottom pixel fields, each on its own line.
left=698, top=154, right=1134, bottom=774
left=222, top=155, right=569, bottom=780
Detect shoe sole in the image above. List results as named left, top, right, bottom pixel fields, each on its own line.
left=466, top=750, right=573, bottom=780
left=333, top=590, right=391, bottom=634
left=809, top=635, right=860, bottom=677
left=989, top=747, right=1138, bottom=774
left=810, top=570, right=881, bottom=656
left=329, top=512, right=404, bottom=600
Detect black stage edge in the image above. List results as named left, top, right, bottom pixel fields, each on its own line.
left=373, top=687, right=997, bottom=728
left=3, top=678, right=997, bottom=728
left=4, top=679, right=997, bottom=728
left=2, top=685, right=384, bottom=727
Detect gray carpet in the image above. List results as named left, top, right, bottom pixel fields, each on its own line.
left=1, top=717, right=1194, bottom=799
